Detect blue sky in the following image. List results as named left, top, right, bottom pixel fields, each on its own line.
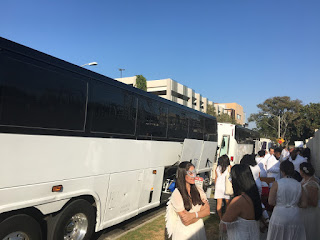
left=1, top=0, right=319, bottom=127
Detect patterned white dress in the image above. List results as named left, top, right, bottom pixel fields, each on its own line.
left=166, top=186, right=207, bottom=240
left=267, top=178, right=306, bottom=240
left=220, top=217, right=260, bottom=240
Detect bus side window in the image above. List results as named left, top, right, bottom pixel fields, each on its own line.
left=90, top=82, right=137, bottom=135
left=0, top=52, right=87, bottom=131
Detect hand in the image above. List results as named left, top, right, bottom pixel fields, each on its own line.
left=180, top=210, right=196, bottom=226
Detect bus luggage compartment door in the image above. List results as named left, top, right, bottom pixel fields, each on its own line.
left=180, top=139, right=203, bottom=169
left=198, top=141, right=218, bottom=173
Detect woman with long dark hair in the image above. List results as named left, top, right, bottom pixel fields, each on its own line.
left=266, top=160, right=307, bottom=240
left=220, top=164, right=262, bottom=239
left=300, top=162, right=320, bottom=239
left=166, top=161, right=210, bottom=240
left=214, top=155, right=231, bottom=219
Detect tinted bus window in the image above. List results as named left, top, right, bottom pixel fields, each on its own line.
left=0, top=53, right=87, bottom=131
left=90, top=82, right=137, bottom=135
left=235, top=125, right=259, bottom=144
left=167, top=107, right=188, bottom=140
left=204, top=118, right=217, bottom=141
left=188, top=114, right=204, bottom=140
left=137, top=97, right=167, bottom=138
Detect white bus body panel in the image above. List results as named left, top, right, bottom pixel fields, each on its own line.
left=180, top=139, right=218, bottom=174
left=217, top=123, right=255, bottom=165
left=0, top=133, right=182, bottom=231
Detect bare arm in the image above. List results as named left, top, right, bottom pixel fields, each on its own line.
left=268, top=181, right=278, bottom=206
left=215, top=169, right=218, bottom=186
left=177, top=199, right=210, bottom=226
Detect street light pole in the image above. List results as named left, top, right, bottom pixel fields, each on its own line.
left=119, top=68, right=125, bottom=78
left=277, top=114, right=280, bottom=139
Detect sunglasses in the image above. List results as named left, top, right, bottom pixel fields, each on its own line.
left=187, top=170, right=197, bottom=177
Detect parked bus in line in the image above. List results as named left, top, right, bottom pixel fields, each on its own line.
left=217, top=123, right=260, bottom=164
left=0, top=37, right=218, bottom=240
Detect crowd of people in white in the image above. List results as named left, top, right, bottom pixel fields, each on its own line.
left=217, top=146, right=320, bottom=240
left=165, top=146, right=319, bottom=240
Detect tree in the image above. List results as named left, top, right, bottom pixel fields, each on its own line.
left=206, top=104, right=216, bottom=117
left=248, top=96, right=303, bottom=144
left=217, top=113, right=237, bottom=124
left=292, top=103, right=320, bottom=141
left=135, top=75, right=147, bottom=91
left=206, top=104, right=237, bottom=124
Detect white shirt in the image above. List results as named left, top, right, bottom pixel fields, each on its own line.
left=289, top=155, right=307, bottom=172
left=255, top=157, right=267, bottom=178
left=255, top=156, right=264, bottom=164
left=280, top=149, right=290, bottom=162
left=266, top=155, right=280, bottom=180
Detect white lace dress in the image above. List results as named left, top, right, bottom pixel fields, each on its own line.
left=166, top=187, right=207, bottom=240
left=300, top=178, right=320, bottom=240
left=267, top=178, right=306, bottom=240
left=214, top=166, right=231, bottom=199
left=220, top=217, right=260, bottom=240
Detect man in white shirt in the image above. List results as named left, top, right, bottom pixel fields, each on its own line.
left=280, top=147, right=290, bottom=162
left=289, top=149, right=307, bottom=181
left=266, top=148, right=281, bottom=181
left=256, top=150, right=267, bottom=177
left=264, top=147, right=274, bottom=162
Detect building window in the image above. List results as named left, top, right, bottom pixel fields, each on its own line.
left=237, top=114, right=241, bottom=120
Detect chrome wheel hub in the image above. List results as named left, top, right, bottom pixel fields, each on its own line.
left=64, top=213, right=88, bottom=240
left=3, top=232, right=29, bottom=240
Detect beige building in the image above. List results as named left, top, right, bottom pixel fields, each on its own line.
left=116, top=77, right=208, bottom=113
left=216, top=102, right=245, bottom=125
left=116, top=77, right=245, bottom=125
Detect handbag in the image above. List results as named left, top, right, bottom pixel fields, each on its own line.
left=225, top=166, right=233, bottom=195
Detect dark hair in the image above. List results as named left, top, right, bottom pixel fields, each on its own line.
left=218, top=155, right=230, bottom=173
left=231, top=164, right=262, bottom=220
left=240, top=154, right=256, bottom=166
left=280, top=160, right=295, bottom=177
left=274, top=148, right=282, bottom=154
left=176, top=161, right=204, bottom=211
left=300, top=162, right=315, bottom=176
left=269, top=147, right=274, bottom=151
left=258, top=150, right=265, bottom=157
left=302, top=148, right=311, bottom=161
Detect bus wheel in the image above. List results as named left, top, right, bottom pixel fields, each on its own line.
left=50, top=199, right=95, bottom=240
left=0, top=214, right=42, bottom=240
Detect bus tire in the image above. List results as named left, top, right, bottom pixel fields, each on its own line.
left=49, top=199, right=95, bottom=240
left=0, top=214, right=42, bottom=240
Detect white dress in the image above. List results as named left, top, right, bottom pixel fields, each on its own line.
left=166, top=187, right=207, bottom=240
left=220, top=217, right=260, bottom=240
left=289, top=155, right=307, bottom=172
left=300, top=178, right=320, bottom=240
left=267, top=178, right=306, bottom=240
left=214, top=165, right=231, bottom=199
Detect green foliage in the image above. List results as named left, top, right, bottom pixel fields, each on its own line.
left=135, top=75, right=147, bottom=91
left=207, top=104, right=216, bottom=117
left=291, top=103, right=320, bottom=141
left=206, top=104, right=238, bottom=124
left=217, top=113, right=237, bottom=124
left=248, top=96, right=320, bottom=144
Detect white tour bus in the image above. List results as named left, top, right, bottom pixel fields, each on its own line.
left=217, top=123, right=260, bottom=165
left=0, top=37, right=218, bottom=240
